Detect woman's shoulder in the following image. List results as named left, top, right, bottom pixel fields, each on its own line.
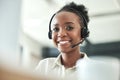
left=37, top=57, right=57, bottom=68
left=35, top=57, right=57, bottom=71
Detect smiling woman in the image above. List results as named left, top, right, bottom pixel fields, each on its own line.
left=51, top=11, right=82, bottom=52
left=34, top=2, right=90, bottom=78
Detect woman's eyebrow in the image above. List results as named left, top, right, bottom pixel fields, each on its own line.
left=65, top=22, right=74, bottom=25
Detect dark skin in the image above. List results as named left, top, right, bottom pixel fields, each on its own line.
left=51, top=11, right=83, bottom=68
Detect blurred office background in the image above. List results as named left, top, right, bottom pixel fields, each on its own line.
left=0, top=0, right=120, bottom=70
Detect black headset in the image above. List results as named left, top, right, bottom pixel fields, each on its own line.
left=48, top=10, right=89, bottom=39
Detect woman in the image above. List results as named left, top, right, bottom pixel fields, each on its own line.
left=36, top=2, right=90, bottom=78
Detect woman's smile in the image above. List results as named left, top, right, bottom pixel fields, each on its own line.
left=57, top=40, right=71, bottom=47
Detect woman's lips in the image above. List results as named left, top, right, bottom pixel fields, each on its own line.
left=60, top=40, right=69, bottom=43
left=57, top=40, right=71, bottom=46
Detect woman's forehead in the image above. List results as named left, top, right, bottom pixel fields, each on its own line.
left=52, top=11, right=80, bottom=24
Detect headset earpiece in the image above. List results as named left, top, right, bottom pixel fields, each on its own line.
left=80, top=11, right=89, bottom=39
left=81, top=27, right=89, bottom=38
left=48, top=31, right=52, bottom=39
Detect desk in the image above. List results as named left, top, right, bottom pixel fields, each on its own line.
left=0, top=63, right=58, bottom=80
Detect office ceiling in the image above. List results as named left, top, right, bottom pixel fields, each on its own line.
left=22, top=0, right=120, bottom=45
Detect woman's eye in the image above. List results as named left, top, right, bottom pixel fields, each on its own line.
left=66, top=25, right=74, bottom=31
left=53, top=27, right=59, bottom=32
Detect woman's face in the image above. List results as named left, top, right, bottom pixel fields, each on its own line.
left=51, top=11, right=82, bottom=53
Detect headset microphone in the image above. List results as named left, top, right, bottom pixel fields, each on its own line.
left=71, top=39, right=84, bottom=48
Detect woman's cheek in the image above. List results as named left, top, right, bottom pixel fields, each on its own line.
left=52, top=34, right=58, bottom=46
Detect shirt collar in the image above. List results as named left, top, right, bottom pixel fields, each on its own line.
left=52, top=54, right=62, bottom=68
left=52, top=52, right=89, bottom=69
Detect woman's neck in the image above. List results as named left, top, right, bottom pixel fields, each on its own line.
left=61, top=50, right=82, bottom=68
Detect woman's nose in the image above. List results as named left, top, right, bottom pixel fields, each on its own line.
left=58, top=29, right=67, bottom=37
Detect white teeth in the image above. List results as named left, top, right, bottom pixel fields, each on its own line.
left=59, top=41, right=69, bottom=44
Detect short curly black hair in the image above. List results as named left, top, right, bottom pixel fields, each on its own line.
left=57, top=2, right=89, bottom=27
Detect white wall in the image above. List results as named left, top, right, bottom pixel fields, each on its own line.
left=19, top=31, right=43, bottom=69
left=0, top=0, right=21, bottom=65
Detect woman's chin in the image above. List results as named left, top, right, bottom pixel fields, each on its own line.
left=58, top=46, right=71, bottom=53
